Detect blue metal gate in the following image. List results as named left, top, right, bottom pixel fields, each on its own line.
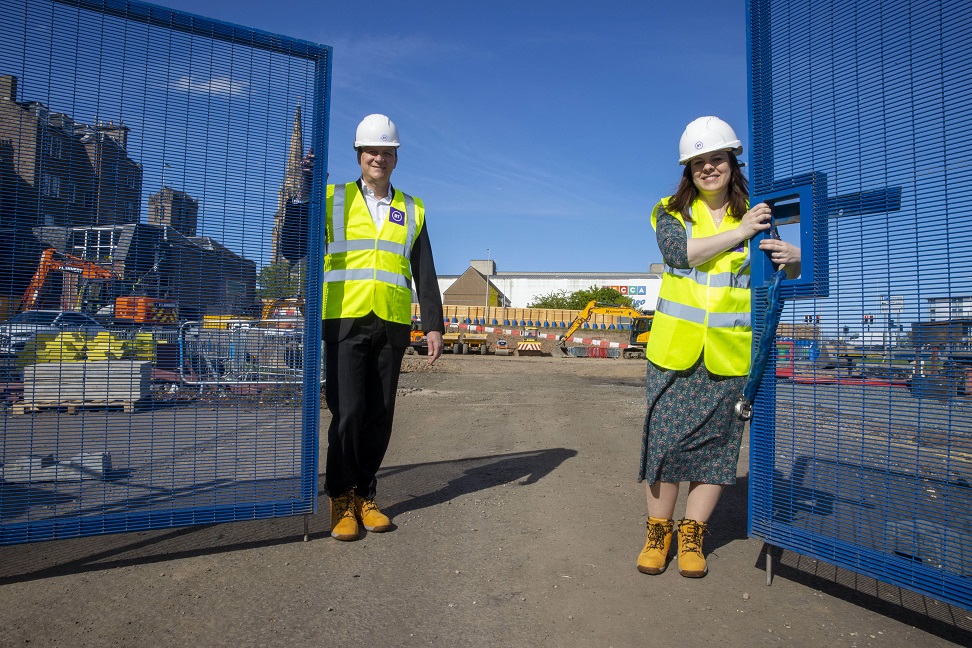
left=747, top=0, right=972, bottom=610
left=0, top=0, right=330, bottom=544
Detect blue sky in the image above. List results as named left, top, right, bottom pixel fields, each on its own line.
left=145, top=0, right=751, bottom=275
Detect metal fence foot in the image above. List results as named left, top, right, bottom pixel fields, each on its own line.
left=765, top=543, right=773, bottom=586
left=303, top=514, right=310, bottom=542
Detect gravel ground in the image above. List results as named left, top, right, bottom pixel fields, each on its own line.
left=1, top=353, right=970, bottom=647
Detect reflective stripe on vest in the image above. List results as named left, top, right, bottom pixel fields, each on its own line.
left=655, top=298, right=752, bottom=328
left=647, top=197, right=752, bottom=375
left=322, top=268, right=412, bottom=290
left=323, top=182, right=423, bottom=324
left=662, top=266, right=751, bottom=290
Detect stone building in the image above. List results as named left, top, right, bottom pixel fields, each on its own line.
left=0, top=74, right=258, bottom=320
left=148, top=186, right=199, bottom=236
left=0, top=74, right=142, bottom=306
left=441, top=262, right=510, bottom=308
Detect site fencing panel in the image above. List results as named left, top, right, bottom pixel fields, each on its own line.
left=747, top=0, right=972, bottom=609
left=0, top=0, right=330, bottom=544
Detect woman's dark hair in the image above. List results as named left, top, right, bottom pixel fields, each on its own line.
left=665, top=152, right=749, bottom=222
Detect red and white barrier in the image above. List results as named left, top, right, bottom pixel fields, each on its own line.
left=451, top=323, right=634, bottom=349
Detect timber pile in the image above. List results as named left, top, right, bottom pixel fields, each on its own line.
left=16, top=360, right=152, bottom=414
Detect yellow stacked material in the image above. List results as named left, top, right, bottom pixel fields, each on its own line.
left=17, top=333, right=56, bottom=367
left=17, top=332, right=85, bottom=366
left=50, top=332, right=87, bottom=362
left=85, top=331, right=132, bottom=361
left=131, top=332, right=156, bottom=362
left=203, top=315, right=256, bottom=329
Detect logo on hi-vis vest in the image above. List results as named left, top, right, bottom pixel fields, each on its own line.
left=389, top=208, right=405, bottom=225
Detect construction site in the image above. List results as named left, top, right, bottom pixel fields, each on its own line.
left=2, top=0, right=972, bottom=645
left=1, top=354, right=970, bottom=647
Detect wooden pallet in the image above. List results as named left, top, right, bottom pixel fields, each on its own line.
left=12, top=399, right=142, bottom=415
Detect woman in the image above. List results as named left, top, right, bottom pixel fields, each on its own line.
left=637, top=116, right=800, bottom=578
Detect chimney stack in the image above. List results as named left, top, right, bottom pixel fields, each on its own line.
left=0, top=75, right=18, bottom=102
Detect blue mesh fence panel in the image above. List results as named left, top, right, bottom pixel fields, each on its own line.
left=748, top=0, right=972, bottom=610
left=0, top=0, right=330, bottom=545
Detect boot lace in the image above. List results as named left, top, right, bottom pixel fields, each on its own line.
left=645, top=520, right=670, bottom=550
left=334, top=490, right=356, bottom=520
left=679, top=521, right=707, bottom=557
left=358, top=497, right=380, bottom=515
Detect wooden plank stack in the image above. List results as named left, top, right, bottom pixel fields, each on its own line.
left=16, top=360, right=152, bottom=414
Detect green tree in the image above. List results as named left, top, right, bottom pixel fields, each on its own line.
left=528, top=285, right=633, bottom=310
left=257, top=261, right=302, bottom=300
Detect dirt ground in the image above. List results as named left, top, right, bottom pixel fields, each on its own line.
left=1, top=352, right=971, bottom=647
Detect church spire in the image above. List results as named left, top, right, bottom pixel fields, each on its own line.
left=271, top=101, right=313, bottom=264
left=279, top=101, right=305, bottom=207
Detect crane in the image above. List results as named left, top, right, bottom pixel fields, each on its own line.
left=557, top=300, right=654, bottom=360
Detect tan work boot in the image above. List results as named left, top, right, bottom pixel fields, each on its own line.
left=677, top=518, right=708, bottom=578
left=330, top=490, right=359, bottom=541
left=637, top=517, right=675, bottom=574
left=354, top=494, right=392, bottom=532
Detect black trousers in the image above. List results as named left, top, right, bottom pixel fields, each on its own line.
left=324, top=314, right=407, bottom=499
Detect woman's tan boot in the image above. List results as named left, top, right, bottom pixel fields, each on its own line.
left=677, top=518, right=708, bottom=578
left=637, top=517, right=674, bottom=574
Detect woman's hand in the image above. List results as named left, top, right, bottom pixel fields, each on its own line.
left=758, top=237, right=801, bottom=266
left=739, top=202, right=773, bottom=239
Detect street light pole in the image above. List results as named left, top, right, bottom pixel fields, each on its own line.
left=484, top=247, right=490, bottom=324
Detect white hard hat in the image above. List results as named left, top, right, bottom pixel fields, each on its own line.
left=354, top=114, right=400, bottom=148
left=678, top=116, right=742, bottom=164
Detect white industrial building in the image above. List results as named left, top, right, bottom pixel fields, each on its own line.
left=436, top=260, right=664, bottom=311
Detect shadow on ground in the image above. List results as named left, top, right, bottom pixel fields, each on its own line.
left=375, top=447, right=578, bottom=519
left=756, top=545, right=972, bottom=645
left=704, top=473, right=749, bottom=555
left=0, top=447, right=575, bottom=584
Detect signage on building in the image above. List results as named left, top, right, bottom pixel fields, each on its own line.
left=607, top=284, right=652, bottom=310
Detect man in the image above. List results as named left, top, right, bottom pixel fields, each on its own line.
left=323, top=114, right=444, bottom=541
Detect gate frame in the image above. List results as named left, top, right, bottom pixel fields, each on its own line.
left=0, top=0, right=331, bottom=544
left=745, top=0, right=971, bottom=611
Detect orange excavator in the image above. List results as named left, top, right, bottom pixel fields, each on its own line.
left=21, top=248, right=178, bottom=325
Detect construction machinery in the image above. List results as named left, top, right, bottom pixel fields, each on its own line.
left=260, top=297, right=304, bottom=321
left=463, top=330, right=489, bottom=354
left=406, top=318, right=428, bottom=355
left=440, top=328, right=489, bottom=355
left=442, top=324, right=464, bottom=354
left=258, top=297, right=304, bottom=331
left=21, top=248, right=178, bottom=325
left=514, top=325, right=543, bottom=357
left=557, top=301, right=654, bottom=360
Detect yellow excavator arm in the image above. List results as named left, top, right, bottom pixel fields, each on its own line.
left=557, top=300, right=653, bottom=347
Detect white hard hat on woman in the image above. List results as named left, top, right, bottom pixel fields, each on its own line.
left=678, top=116, right=742, bottom=164
left=354, top=114, right=400, bottom=149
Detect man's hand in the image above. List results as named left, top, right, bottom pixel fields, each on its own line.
left=425, top=331, right=443, bottom=365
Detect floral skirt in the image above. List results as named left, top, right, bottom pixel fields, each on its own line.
left=638, top=357, right=746, bottom=485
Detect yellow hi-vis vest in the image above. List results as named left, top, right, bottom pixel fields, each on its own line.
left=323, top=182, right=424, bottom=325
left=646, top=196, right=752, bottom=376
